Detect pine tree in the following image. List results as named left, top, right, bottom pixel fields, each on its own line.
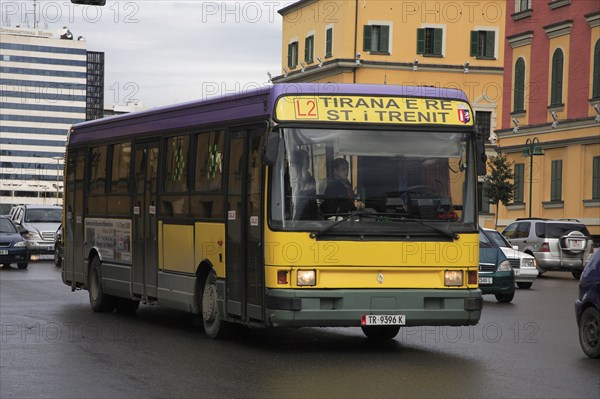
left=484, top=153, right=514, bottom=228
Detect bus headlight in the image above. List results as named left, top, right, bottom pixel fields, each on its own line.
left=444, top=270, right=463, bottom=286
left=297, top=270, right=316, bottom=286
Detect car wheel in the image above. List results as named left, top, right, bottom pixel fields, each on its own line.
left=17, top=263, right=28, bottom=269
left=572, top=271, right=582, bottom=280
left=517, top=282, right=532, bottom=289
left=201, top=270, right=231, bottom=339
left=495, top=292, right=514, bottom=303
left=115, top=298, right=140, bottom=314
left=54, top=247, right=62, bottom=267
left=578, top=307, right=600, bottom=358
left=361, top=325, right=400, bottom=340
left=88, top=256, right=117, bottom=312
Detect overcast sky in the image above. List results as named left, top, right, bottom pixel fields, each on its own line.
left=2, top=0, right=288, bottom=108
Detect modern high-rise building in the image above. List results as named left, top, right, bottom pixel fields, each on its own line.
left=0, top=26, right=104, bottom=210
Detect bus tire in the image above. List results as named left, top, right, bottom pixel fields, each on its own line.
left=115, top=298, right=140, bottom=314
left=201, top=270, right=229, bottom=339
left=361, top=325, right=400, bottom=340
left=88, top=257, right=117, bottom=312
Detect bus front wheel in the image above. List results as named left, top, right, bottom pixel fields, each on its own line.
left=361, top=325, right=400, bottom=340
left=202, top=270, right=229, bottom=339
left=88, top=257, right=117, bottom=312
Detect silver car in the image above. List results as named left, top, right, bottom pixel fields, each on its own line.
left=502, top=219, right=592, bottom=279
left=10, top=205, right=62, bottom=255
left=483, top=227, right=538, bottom=289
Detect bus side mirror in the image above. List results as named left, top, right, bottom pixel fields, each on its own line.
left=476, top=135, right=487, bottom=176
left=71, top=0, right=106, bottom=5
left=264, top=133, right=280, bottom=166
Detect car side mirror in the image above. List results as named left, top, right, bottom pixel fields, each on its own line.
left=512, top=245, right=519, bottom=251
left=19, top=229, right=29, bottom=235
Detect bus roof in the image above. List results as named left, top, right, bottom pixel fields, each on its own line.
left=68, top=83, right=470, bottom=146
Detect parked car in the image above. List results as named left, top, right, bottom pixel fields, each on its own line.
left=9, top=205, right=62, bottom=256
left=479, top=228, right=515, bottom=303
left=54, top=224, right=63, bottom=268
left=483, top=227, right=538, bottom=289
left=0, top=215, right=30, bottom=269
left=575, top=249, right=600, bottom=358
left=502, top=218, right=592, bottom=279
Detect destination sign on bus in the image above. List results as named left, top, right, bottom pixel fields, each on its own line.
left=274, top=95, right=474, bottom=126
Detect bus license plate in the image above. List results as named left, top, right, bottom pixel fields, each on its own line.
left=479, top=277, right=493, bottom=284
left=362, top=315, right=406, bottom=326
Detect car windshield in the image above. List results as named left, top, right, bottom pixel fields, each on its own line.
left=486, top=229, right=511, bottom=248
left=25, top=208, right=62, bottom=223
left=536, top=223, right=590, bottom=238
left=269, top=127, right=477, bottom=236
left=0, top=218, right=18, bottom=233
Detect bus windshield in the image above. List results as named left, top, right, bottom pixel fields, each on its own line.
left=270, top=127, right=476, bottom=236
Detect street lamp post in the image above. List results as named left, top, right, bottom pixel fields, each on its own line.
left=52, top=156, right=63, bottom=206
left=521, top=137, right=544, bottom=218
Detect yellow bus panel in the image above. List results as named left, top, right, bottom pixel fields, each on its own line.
left=162, top=223, right=195, bottom=274
left=263, top=231, right=479, bottom=267
left=265, top=265, right=479, bottom=289
left=194, top=222, right=226, bottom=278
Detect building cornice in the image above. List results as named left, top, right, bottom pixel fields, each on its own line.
left=585, top=11, right=600, bottom=28
left=272, top=59, right=503, bottom=82
left=547, top=0, right=571, bottom=10
left=496, top=121, right=600, bottom=152
left=543, top=20, right=573, bottom=39
left=507, top=31, right=534, bottom=48
left=278, top=0, right=318, bottom=16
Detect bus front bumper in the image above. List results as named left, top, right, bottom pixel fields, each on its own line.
left=264, top=288, right=482, bottom=328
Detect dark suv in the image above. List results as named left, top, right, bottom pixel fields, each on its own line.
left=575, top=250, right=600, bottom=358
left=502, top=219, right=592, bottom=279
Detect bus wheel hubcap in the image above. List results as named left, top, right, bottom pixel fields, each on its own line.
left=202, top=283, right=216, bottom=322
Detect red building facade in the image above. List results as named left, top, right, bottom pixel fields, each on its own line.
left=495, top=0, right=600, bottom=241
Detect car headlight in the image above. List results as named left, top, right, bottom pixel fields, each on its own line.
left=24, top=231, right=41, bottom=240
left=521, top=257, right=536, bottom=268
left=13, top=241, right=27, bottom=247
left=497, top=260, right=512, bottom=272
left=297, top=270, right=316, bottom=286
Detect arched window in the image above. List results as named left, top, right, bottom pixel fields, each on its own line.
left=593, top=39, right=600, bottom=100
left=550, top=49, right=564, bottom=106
left=514, top=58, right=525, bottom=112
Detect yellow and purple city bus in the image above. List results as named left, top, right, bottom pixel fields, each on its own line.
left=61, top=83, right=483, bottom=339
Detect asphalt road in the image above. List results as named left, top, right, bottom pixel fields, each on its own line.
left=1, top=260, right=598, bottom=399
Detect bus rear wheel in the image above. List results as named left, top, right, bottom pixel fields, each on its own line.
left=361, top=325, right=400, bottom=340
left=88, top=257, right=117, bottom=312
left=201, top=270, right=229, bottom=339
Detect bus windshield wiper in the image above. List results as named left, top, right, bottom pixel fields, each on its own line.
left=309, top=212, right=378, bottom=239
left=391, top=216, right=459, bottom=240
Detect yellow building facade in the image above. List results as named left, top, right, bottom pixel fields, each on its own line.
left=275, top=0, right=506, bottom=224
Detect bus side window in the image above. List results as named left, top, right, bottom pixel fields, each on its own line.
left=191, top=131, right=225, bottom=219
left=161, top=135, right=191, bottom=217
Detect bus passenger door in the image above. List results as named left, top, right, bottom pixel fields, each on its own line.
left=65, top=150, right=85, bottom=284
left=132, top=142, right=159, bottom=299
left=226, top=128, right=265, bottom=323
